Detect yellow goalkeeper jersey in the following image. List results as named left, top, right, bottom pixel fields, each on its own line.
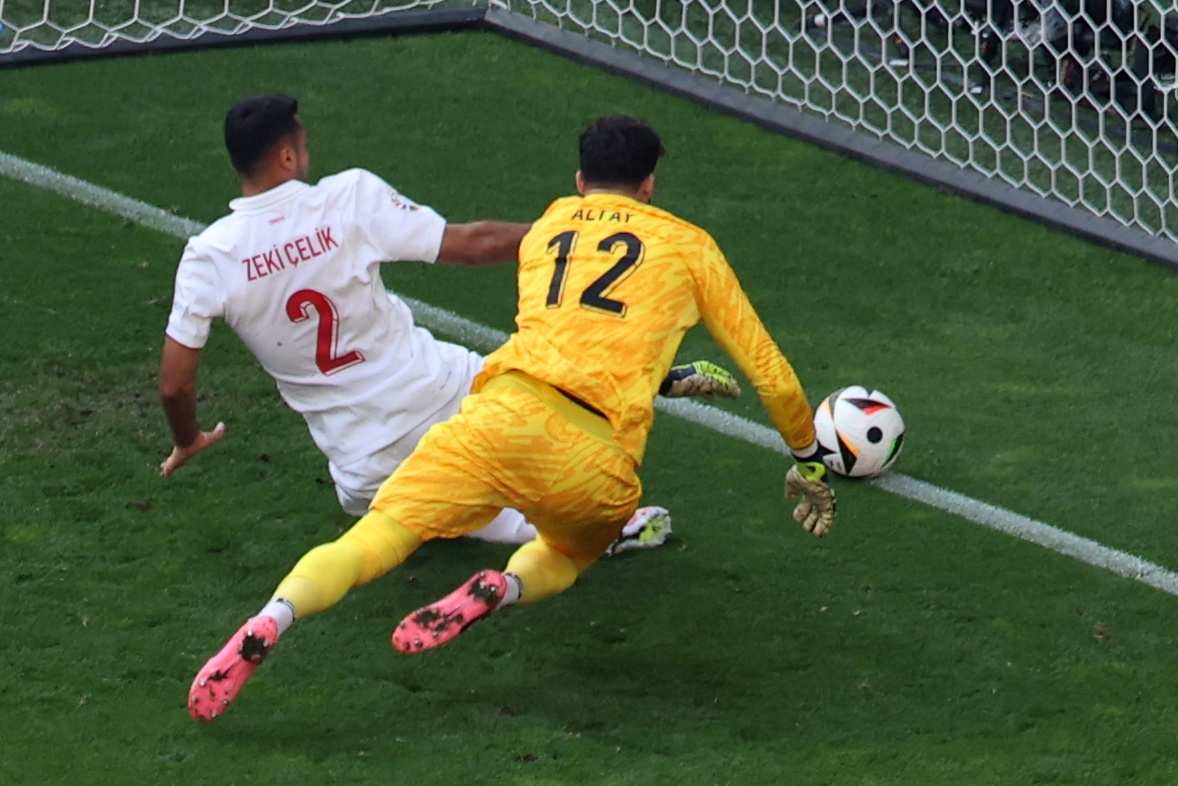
left=477, top=192, right=816, bottom=465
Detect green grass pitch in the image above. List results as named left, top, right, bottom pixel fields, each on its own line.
left=3, top=29, right=1178, bottom=785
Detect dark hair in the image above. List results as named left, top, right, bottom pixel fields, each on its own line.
left=578, top=115, right=665, bottom=188
left=223, top=94, right=301, bottom=176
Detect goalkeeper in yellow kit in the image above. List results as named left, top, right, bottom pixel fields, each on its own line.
left=187, top=115, right=835, bottom=721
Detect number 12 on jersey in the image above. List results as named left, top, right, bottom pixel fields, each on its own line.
left=545, top=230, right=644, bottom=316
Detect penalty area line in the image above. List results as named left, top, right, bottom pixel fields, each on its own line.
left=6, top=149, right=1178, bottom=598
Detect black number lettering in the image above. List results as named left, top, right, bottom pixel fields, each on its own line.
left=581, top=232, right=642, bottom=315
left=543, top=230, right=644, bottom=315
left=545, top=230, right=576, bottom=307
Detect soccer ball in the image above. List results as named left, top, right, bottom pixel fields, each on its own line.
left=812, top=386, right=905, bottom=478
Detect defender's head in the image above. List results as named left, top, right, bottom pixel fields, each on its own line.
left=576, top=115, right=665, bottom=202
left=223, top=94, right=308, bottom=184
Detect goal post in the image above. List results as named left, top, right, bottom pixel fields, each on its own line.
left=3, top=0, right=1177, bottom=264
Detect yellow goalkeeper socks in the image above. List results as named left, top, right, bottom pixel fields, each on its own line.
left=504, top=539, right=586, bottom=605
left=272, top=510, right=423, bottom=619
left=271, top=541, right=366, bottom=619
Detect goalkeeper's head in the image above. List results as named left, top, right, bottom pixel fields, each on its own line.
left=577, top=115, right=665, bottom=203
left=223, top=94, right=309, bottom=189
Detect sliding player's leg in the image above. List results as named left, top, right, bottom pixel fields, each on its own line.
left=457, top=501, right=671, bottom=552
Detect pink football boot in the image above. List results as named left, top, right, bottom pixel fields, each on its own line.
left=392, top=569, right=508, bottom=653
left=187, top=615, right=280, bottom=722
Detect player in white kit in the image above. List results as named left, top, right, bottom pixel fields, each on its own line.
left=158, top=94, right=738, bottom=550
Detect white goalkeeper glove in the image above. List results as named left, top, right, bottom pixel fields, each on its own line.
left=785, top=444, right=836, bottom=537
left=658, top=360, right=742, bottom=400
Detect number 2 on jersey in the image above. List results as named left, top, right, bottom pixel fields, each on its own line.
left=545, top=230, right=644, bottom=315
left=285, top=289, right=365, bottom=375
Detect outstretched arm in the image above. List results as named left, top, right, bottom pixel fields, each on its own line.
left=694, top=240, right=835, bottom=536
left=436, top=221, right=531, bottom=267
left=158, top=335, right=225, bottom=477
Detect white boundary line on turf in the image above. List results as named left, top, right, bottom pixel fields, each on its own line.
left=6, top=149, right=1178, bottom=597
left=0, top=151, right=207, bottom=239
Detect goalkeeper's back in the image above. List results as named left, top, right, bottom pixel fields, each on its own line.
left=478, top=116, right=817, bottom=465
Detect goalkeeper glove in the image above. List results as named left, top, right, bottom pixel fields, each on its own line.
left=785, top=444, right=836, bottom=537
left=658, top=360, right=742, bottom=400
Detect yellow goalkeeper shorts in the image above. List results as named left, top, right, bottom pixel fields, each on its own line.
left=369, top=370, right=643, bottom=560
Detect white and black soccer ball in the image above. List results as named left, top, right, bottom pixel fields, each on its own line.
left=812, top=386, right=905, bottom=478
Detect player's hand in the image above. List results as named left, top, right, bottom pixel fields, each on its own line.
left=659, top=360, right=741, bottom=400
left=160, top=422, right=226, bottom=477
left=785, top=461, right=836, bottom=537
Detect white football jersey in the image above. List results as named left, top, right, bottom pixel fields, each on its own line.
left=166, top=168, right=474, bottom=467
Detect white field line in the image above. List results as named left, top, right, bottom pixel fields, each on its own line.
left=6, top=149, right=1178, bottom=597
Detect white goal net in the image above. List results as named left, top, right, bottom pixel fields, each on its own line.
left=0, top=0, right=459, bottom=50
left=3, top=0, right=1177, bottom=244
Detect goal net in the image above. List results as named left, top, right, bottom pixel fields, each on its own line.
left=0, top=0, right=463, bottom=52
left=3, top=0, right=1177, bottom=245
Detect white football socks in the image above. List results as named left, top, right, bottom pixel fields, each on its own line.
left=501, top=573, right=523, bottom=607
left=259, top=598, right=296, bottom=634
